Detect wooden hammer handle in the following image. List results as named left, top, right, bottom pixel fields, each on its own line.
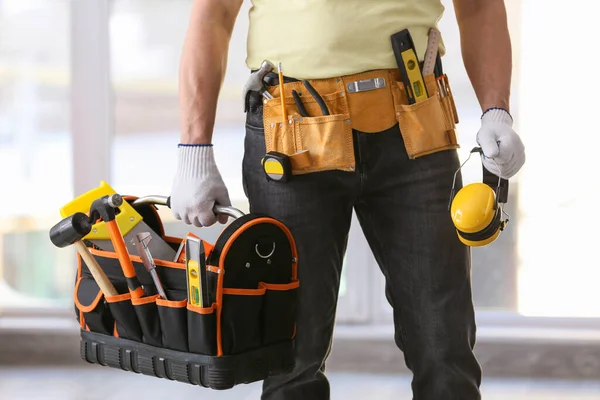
left=74, top=241, right=118, bottom=297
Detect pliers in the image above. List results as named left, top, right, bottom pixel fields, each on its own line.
left=292, top=80, right=330, bottom=117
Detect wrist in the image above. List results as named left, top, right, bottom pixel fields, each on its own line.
left=482, top=107, right=513, bottom=126
left=179, top=135, right=212, bottom=145
left=176, top=144, right=216, bottom=179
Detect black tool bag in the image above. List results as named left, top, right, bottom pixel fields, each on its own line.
left=73, top=196, right=299, bottom=390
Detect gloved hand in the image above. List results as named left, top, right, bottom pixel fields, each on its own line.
left=170, top=144, right=231, bottom=227
left=476, top=108, right=526, bottom=179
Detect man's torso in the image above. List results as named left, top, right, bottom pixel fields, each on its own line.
left=246, top=0, right=447, bottom=79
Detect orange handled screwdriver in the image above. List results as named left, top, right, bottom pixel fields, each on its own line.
left=90, top=194, right=145, bottom=299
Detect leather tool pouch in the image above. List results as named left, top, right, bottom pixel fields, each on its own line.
left=259, top=68, right=460, bottom=174
left=71, top=197, right=299, bottom=390
left=262, top=80, right=356, bottom=174
left=390, top=72, right=460, bottom=159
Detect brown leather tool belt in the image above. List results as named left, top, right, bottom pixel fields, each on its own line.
left=258, top=67, right=460, bottom=175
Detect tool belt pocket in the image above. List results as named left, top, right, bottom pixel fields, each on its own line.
left=391, top=73, right=460, bottom=159
left=66, top=194, right=299, bottom=390
left=262, top=89, right=355, bottom=174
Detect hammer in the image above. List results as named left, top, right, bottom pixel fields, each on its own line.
left=89, top=194, right=146, bottom=299
left=243, top=59, right=275, bottom=112
left=50, top=212, right=118, bottom=297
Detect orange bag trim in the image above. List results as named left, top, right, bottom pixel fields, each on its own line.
left=187, top=302, right=216, bottom=314
left=163, top=235, right=181, bottom=244
left=260, top=280, right=300, bottom=291
left=222, top=287, right=266, bottom=296
left=215, top=217, right=299, bottom=356
left=74, top=276, right=104, bottom=313
left=113, top=322, right=119, bottom=337
left=156, top=298, right=187, bottom=308
left=131, top=294, right=160, bottom=306
left=77, top=256, right=85, bottom=329
left=105, top=293, right=131, bottom=303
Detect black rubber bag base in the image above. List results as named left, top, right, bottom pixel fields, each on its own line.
left=80, top=330, right=295, bottom=390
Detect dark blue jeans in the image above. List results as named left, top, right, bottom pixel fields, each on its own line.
left=243, top=105, right=482, bottom=400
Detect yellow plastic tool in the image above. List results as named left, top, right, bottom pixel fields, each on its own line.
left=59, top=181, right=142, bottom=241
left=391, top=29, right=428, bottom=104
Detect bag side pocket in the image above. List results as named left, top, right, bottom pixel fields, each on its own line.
left=105, top=293, right=143, bottom=342
left=220, top=286, right=265, bottom=355
left=74, top=276, right=114, bottom=335
left=187, top=303, right=217, bottom=355
left=131, top=294, right=162, bottom=347
left=157, top=298, right=188, bottom=352
left=391, top=77, right=459, bottom=159
left=260, top=280, right=299, bottom=346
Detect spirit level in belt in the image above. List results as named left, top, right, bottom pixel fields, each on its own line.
left=391, top=29, right=428, bottom=104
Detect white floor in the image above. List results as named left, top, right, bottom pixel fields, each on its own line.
left=1, top=367, right=599, bottom=400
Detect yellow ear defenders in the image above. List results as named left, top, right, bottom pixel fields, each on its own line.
left=448, top=147, right=510, bottom=247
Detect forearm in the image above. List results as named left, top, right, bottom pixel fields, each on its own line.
left=454, top=0, right=512, bottom=112
left=179, top=0, right=240, bottom=144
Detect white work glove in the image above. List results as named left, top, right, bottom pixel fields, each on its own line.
left=476, top=108, right=526, bottom=179
left=170, top=145, right=231, bottom=227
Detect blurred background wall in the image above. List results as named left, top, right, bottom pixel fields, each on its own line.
left=1, top=1, right=599, bottom=399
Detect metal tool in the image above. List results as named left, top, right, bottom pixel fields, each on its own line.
left=292, top=90, right=309, bottom=117
left=391, top=29, right=428, bottom=104
left=59, top=181, right=176, bottom=261
left=347, top=78, right=386, bottom=93
left=132, top=195, right=245, bottom=219
left=422, top=28, right=442, bottom=76
left=173, top=232, right=200, bottom=263
left=133, top=232, right=168, bottom=300
left=90, top=194, right=146, bottom=299
left=243, top=59, right=275, bottom=111
left=302, top=80, right=329, bottom=115
left=49, top=212, right=118, bottom=297
left=185, top=236, right=210, bottom=307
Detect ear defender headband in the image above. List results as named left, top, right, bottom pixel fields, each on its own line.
left=448, top=147, right=510, bottom=247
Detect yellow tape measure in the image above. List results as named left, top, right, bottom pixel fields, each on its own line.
left=262, top=152, right=292, bottom=182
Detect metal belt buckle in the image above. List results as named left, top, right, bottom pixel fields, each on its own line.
left=347, top=78, right=386, bottom=93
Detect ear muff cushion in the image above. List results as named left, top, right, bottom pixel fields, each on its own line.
left=457, top=208, right=501, bottom=242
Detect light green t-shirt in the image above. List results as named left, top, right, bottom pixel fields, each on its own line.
left=246, top=0, right=447, bottom=79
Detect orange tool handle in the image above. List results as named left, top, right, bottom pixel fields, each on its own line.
left=106, top=219, right=145, bottom=299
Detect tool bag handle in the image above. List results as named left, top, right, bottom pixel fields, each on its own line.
left=131, top=195, right=245, bottom=219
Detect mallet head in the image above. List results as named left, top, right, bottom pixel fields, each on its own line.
left=49, top=212, right=92, bottom=248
